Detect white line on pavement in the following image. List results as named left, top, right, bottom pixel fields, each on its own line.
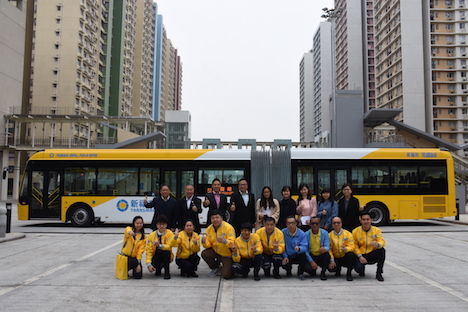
left=387, top=260, right=468, bottom=303
left=218, top=279, right=233, bottom=312
left=0, top=240, right=122, bottom=297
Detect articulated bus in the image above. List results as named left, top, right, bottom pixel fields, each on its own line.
left=18, top=148, right=457, bottom=226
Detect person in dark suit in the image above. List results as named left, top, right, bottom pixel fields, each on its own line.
left=338, top=183, right=364, bottom=231
left=229, top=179, right=256, bottom=236
left=178, top=184, right=202, bottom=233
left=145, top=184, right=178, bottom=231
left=203, top=178, right=229, bottom=225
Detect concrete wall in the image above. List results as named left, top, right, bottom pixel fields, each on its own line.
left=332, top=90, right=364, bottom=147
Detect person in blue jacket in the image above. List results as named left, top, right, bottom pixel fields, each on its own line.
left=304, top=217, right=331, bottom=280
left=317, top=187, right=338, bottom=231
left=281, top=215, right=308, bottom=280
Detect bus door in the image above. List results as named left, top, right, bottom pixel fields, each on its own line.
left=162, top=169, right=195, bottom=199
left=30, top=170, right=61, bottom=218
left=316, top=167, right=348, bottom=200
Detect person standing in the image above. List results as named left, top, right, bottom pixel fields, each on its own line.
left=281, top=216, right=309, bottom=280
left=178, top=184, right=202, bottom=233
left=338, top=183, right=363, bottom=231
left=231, top=222, right=263, bottom=281
left=255, top=186, right=280, bottom=230
left=229, top=179, right=256, bottom=236
left=146, top=215, right=176, bottom=280
left=328, top=216, right=357, bottom=281
left=353, top=211, right=386, bottom=281
left=119, top=216, right=146, bottom=279
left=278, top=185, right=296, bottom=229
left=317, top=187, right=338, bottom=231
left=304, top=217, right=331, bottom=280
left=256, top=217, right=285, bottom=279
left=201, top=209, right=236, bottom=279
left=296, top=183, right=317, bottom=232
left=145, top=184, right=178, bottom=231
left=203, top=179, right=230, bottom=225
left=174, top=220, right=201, bottom=278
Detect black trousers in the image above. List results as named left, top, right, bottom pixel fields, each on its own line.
left=231, top=254, right=263, bottom=277
left=151, top=249, right=171, bottom=273
left=303, top=252, right=331, bottom=274
left=354, top=248, right=386, bottom=274
left=262, top=253, right=283, bottom=275
left=128, top=256, right=142, bottom=279
left=281, top=252, right=307, bottom=275
left=329, top=252, right=356, bottom=273
left=176, top=254, right=200, bottom=276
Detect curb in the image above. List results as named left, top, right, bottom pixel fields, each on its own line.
left=0, top=233, right=26, bottom=243
left=432, top=219, right=468, bottom=226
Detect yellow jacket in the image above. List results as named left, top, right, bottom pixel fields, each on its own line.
left=256, top=227, right=285, bottom=255
left=328, top=229, right=355, bottom=260
left=352, top=226, right=385, bottom=256
left=202, top=221, right=236, bottom=257
left=175, top=230, right=200, bottom=259
left=146, top=229, right=176, bottom=265
left=121, top=226, right=146, bottom=260
left=232, top=233, right=263, bottom=262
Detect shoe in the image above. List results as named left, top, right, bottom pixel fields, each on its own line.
left=298, top=274, right=306, bottom=280
left=320, top=271, right=327, bottom=280
left=241, top=273, right=248, bottom=278
left=207, top=268, right=220, bottom=277
left=311, top=270, right=317, bottom=277
left=180, top=270, right=186, bottom=277
left=359, top=266, right=365, bottom=277
left=254, top=275, right=260, bottom=281
left=264, top=269, right=271, bottom=277
left=346, top=273, right=353, bottom=281
left=155, top=268, right=162, bottom=276
left=376, top=273, right=384, bottom=282
left=359, top=272, right=365, bottom=277
left=286, top=270, right=292, bottom=277
left=164, top=273, right=171, bottom=280
left=335, top=271, right=341, bottom=277
left=273, top=274, right=282, bottom=279
left=190, top=272, right=199, bottom=278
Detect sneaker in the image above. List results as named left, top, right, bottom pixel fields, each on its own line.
left=207, top=268, right=220, bottom=277
left=376, top=273, right=384, bottom=282
left=298, top=274, right=306, bottom=280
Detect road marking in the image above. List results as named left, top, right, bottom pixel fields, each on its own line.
left=0, top=240, right=122, bottom=297
left=387, top=260, right=468, bottom=303
left=218, top=279, right=233, bottom=312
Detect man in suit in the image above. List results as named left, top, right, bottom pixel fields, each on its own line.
left=145, top=184, right=178, bottom=231
left=203, top=178, right=229, bottom=225
left=229, top=179, right=255, bottom=236
left=178, top=184, right=202, bottom=233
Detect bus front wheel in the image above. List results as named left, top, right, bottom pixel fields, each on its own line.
left=70, top=205, right=93, bottom=226
left=367, top=203, right=388, bottom=226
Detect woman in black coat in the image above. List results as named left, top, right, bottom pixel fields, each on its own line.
left=338, top=183, right=364, bottom=231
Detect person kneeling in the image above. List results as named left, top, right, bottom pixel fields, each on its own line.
left=231, top=222, right=263, bottom=281
left=256, top=217, right=285, bottom=279
left=146, top=215, right=176, bottom=279
left=304, top=217, right=331, bottom=280
left=328, top=217, right=357, bottom=281
left=175, top=220, right=201, bottom=277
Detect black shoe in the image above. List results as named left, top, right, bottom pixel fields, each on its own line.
left=359, top=272, right=365, bottom=277
left=273, top=274, right=282, bottom=279
left=311, top=270, right=317, bottom=277
left=376, top=273, right=384, bottom=282
left=180, top=270, right=186, bottom=277
left=335, top=271, right=341, bottom=277
left=242, top=273, right=248, bottom=278
left=298, top=274, right=306, bottom=280
left=286, top=270, right=292, bottom=277
left=254, top=275, right=260, bottom=281
left=264, top=269, right=271, bottom=277
left=155, top=268, right=162, bottom=276
left=359, top=266, right=365, bottom=277
left=320, top=271, right=327, bottom=280
left=164, top=273, right=171, bottom=280
left=346, top=272, right=353, bottom=281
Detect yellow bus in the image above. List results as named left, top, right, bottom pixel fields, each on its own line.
left=18, top=148, right=456, bottom=226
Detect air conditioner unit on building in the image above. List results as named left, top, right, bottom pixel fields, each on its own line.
left=451, top=90, right=455, bottom=93
left=463, top=65, right=467, bottom=68
left=462, top=41, right=466, bottom=44
left=464, top=90, right=468, bottom=93
left=463, top=53, right=467, bottom=56
left=464, top=77, right=467, bottom=81
left=462, top=16, right=466, bottom=20
left=463, top=102, right=468, bottom=105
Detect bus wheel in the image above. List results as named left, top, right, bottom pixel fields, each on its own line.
left=367, top=203, right=388, bottom=226
left=70, top=205, right=93, bottom=226
left=225, top=209, right=233, bottom=223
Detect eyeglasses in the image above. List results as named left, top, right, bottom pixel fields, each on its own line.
left=332, top=222, right=342, bottom=224
left=310, top=222, right=319, bottom=225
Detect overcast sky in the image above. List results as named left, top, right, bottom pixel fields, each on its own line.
left=154, top=0, right=334, bottom=142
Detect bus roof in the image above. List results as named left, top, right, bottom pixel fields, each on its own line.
left=290, top=148, right=451, bottom=160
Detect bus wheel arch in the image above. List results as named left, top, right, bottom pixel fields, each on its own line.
left=364, top=201, right=389, bottom=226
left=68, top=203, right=94, bottom=226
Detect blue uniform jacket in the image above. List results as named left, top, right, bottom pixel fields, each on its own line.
left=304, top=228, right=330, bottom=262
left=281, top=227, right=308, bottom=258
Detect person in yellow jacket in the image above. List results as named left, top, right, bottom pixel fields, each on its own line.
left=256, top=216, right=285, bottom=279
left=146, top=215, right=176, bottom=279
left=352, top=211, right=386, bottom=281
left=231, top=222, right=264, bottom=281
left=201, top=209, right=236, bottom=279
left=119, top=216, right=146, bottom=279
left=175, top=219, right=200, bottom=277
left=328, top=216, right=357, bottom=281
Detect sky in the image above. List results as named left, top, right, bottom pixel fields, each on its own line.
left=154, top=0, right=335, bottom=142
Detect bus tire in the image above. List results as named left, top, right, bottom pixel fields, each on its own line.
left=366, top=203, right=388, bottom=226
left=225, top=209, right=233, bottom=223
left=70, top=205, right=94, bottom=226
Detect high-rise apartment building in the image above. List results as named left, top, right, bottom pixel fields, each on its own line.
left=299, top=51, right=314, bottom=142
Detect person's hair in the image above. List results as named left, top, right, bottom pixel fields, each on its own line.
left=185, top=184, right=194, bottom=189
left=132, top=215, right=145, bottom=240
left=285, top=215, right=296, bottom=223
left=240, top=222, right=252, bottom=230
left=341, top=183, right=353, bottom=191
left=297, top=183, right=311, bottom=204
left=210, top=209, right=223, bottom=217
left=360, top=211, right=371, bottom=218
left=264, top=216, right=276, bottom=224
left=212, top=178, right=221, bottom=184
left=310, top=216, right=320, bottom=223
left=238, top=178, right=248, bottom=185
left=159, top=183, right=170, bottom=192
left=154, top=214, right=168, bottom=225
left=281, top=185, right=292, bottom=193
left=260, top=186, right=276, bottom=209
left=319, top=187, right=334, bottom=203
left=183, top=219, right=194, bottom=228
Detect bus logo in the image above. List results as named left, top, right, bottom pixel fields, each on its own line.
left=117, top=199, right=129, bottom=212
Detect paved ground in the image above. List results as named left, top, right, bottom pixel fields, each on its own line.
left=1, top=203, right=468, bottom=311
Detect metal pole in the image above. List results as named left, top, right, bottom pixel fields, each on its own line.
left=0, top=203, right=6, bottom=238
left=456, top=198, right=460, bottom=221
left=6, top=202, right=12, bottom=233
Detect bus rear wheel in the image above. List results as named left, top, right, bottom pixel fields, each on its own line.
left=367, top=203, right=388, bottom=226
left=70, top=205, right=93, bottom=226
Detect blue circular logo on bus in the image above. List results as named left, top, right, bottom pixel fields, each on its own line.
left=117, top=199, right=129, bottom=212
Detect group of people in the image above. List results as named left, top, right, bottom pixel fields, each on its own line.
left=118, top=179, right=386, bottom=282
